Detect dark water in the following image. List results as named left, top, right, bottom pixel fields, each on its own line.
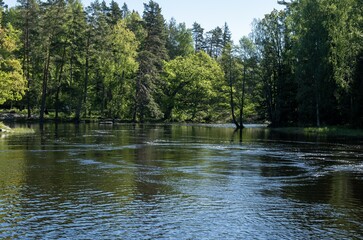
left=1, top=124, right=363, bottom=239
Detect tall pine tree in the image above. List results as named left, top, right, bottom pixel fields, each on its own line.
left=133, top=0, right=168, bottom=122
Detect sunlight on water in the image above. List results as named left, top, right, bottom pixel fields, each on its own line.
left=0, top=124, right=362, bottom=239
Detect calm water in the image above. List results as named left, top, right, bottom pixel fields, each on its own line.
left=1, top=124, right=363, bottom=239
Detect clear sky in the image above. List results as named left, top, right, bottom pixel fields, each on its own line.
left=5, top=0, right=285, bottom=43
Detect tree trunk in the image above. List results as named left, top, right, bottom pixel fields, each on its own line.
left=163, top=100, right=174, bottom=121
left=83, top=33, right=90, bottom=118
left=55, top=77, right=60, bottom=121
left=23, top=2, right=31, bottom=118
left=314, top=75, right=320, bottom=127
left=316, top=99, right=320, bottom=127
left=263, top=75, right=274, bottom=126
left=40, top=46, right=51, bottom=123
left=133, top=74, right=142, bottom=122
left=230, top=83, right=239, bottom=128
left=229, top=58, right=240, bottom=129
left=55, top=45, right=66, bottom=121
left=163, top=81, right=190, bottom=121
left=75, top=98, right=82, bottom=123
left=239, top=68, right=246, bottom=129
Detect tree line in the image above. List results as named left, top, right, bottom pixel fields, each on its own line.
left=0, top=0, right=362, bottom=128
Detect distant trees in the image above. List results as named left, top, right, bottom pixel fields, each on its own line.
left=166, top=18, right=194, bottom=59
left=252, top=10, right=295, bottom=127
left=0, top=0, right=361, bottom=128
left=192, top=22, right=204, bottom=52
left=250, top=0, right=363, bottom=127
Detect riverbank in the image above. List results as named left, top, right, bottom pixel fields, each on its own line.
left=0, top=121, right=35, bottom=134
left=0, top=122, right=12, bottom=133
left=0, top=111, right=97, bottom=124
left=272, top=126, right=363, bottom=138
left=1, top=111, right=363, bottom=138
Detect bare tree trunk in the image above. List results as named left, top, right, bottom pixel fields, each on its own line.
left=133, top=76, right=141, bottom=122
left=75, top=98, right=82, bottom=123
left=314, top=75, right=320, bottom=127
left=230, top=83, right=239, bottom=128
left=83, top=33, right=90, bottom=118
left=239, top=68, right=246, bottom=129
left=40, top=46, right=51, bottom=123
left=229, top=58, right=240, bottom=129
left=23, top=1, right=31, bottom=118
left=316, top=98, right=320, bottom=127
left=55, top=45, right=66, bottom=121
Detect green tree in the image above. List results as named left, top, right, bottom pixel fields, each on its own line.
left=0, top=18, right=26, bottom=105
left=134, top=0, right=168, bottom=122
left=220, top=43, right=243, bottom=128
left=37, top=0, right=72, bottom=123
left=219, top=38, right=261, bottom=129
left=222, top=22, right=232, bottom=46
left=15, top=0, right=39, bottom=117
left=108, top=0, right=122, bottom=25
left=162, top=51, right=224, bottom=122
left=323, top=0, right=362, bottom=125
left=166, top=18, right=194, bottom=59
left=124, top=11, right=146, bottom=43
left=102, top=20, right=138, bottom=118
left=204, top=26, right=223, bottom=58
left=192, top=22, right=204, bottom=52
left=253, top=9, right=296, bottom=127
left=351, top=0, right=363, bottom=127
left=66, top=0, right=87, bottom=121
left=121, top=3, right=129, bottom=19
left=86, top=0, right=112, bottom=117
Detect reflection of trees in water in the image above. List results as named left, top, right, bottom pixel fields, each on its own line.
left=255, top=136, right=363, bottom=236
left=1, top=123, right=363, bottom=237
left=281, top=173, right=363, bottom=235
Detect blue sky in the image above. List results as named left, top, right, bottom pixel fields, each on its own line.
left=5, top=0, right=284, bottom=43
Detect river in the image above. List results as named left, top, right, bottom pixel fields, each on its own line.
left=1, top=123, right=363, bottom=239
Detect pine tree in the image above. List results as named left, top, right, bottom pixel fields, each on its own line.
left=192, top=22, right=204, bottom=52
left=133, top=0, right=168, bottom=122
left=16, top=0, right=39, bottom=117
left=166, top=18, right=193, bottom=59
left=222, top=22, right=232, bottom=46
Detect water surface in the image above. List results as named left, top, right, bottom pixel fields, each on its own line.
left=1, top=124, right=363, bottom=239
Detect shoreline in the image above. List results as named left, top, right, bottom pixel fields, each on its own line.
left=1, top=112, right=363, bottom=138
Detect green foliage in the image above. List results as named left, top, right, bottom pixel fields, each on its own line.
left=253, top=9, right=296, bottom=127
left=134, top=0, right=168, bottom=122
left=288, top=0, right=362, bottom=126
left=124, top=11, right=146, bottom=44
left=0, top=121, right=34, bottom=134
left=1, top=0, right=361, bottom=127
left=163, top=51, right=224, bottom=122
left=273, top=126, right=363, bottom=137
left=103, top=20, right=139, bottom=118
left=192, top=22, right=204, bottom=52
left=166, top=18, right=194, bottom=59
left=0, top=21, right=26, bottom=104
left=0, top=121, right=7, bottom=129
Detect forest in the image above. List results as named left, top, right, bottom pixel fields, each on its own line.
left=0, top=0, right=362, bottom=128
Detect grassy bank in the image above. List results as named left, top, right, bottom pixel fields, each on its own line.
left=0, top=122, right=35, bottom=134
left=272, top=126, right=363, bottom=138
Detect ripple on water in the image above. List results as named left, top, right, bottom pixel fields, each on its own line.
left=1, top=124, right=363, bottom=239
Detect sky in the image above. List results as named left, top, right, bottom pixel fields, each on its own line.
left=5, top=0, right=285, bottom=43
